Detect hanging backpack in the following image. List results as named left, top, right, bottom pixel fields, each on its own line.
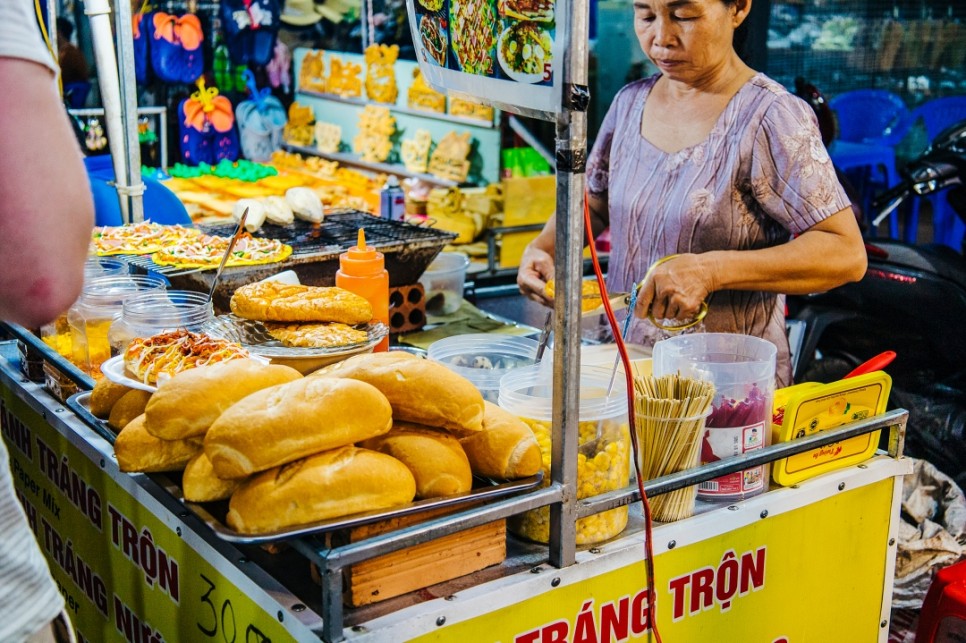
left=236, top=70, right=287, bottom=162
left=132, top=10, right=152, bottom=84
left=148, top=11, right=204, bottom=84
left=220, top=0, right=281, bottom=67
left=178, top=78, right=240, bottom=165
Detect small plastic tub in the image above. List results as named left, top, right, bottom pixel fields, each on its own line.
left=499, top=364, right=630, bottom=545
left=428, top=334, right=539, bottom=402
left=419, top=252, right=470, bottom=315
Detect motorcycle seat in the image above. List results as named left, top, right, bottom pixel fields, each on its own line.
left=869, top=239, right=965, bottom=288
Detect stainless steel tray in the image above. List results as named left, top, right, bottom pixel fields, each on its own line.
left=66, top=391, right=543, bottom=545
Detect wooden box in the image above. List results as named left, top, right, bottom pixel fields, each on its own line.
left=341, top=507, right=506, bottom=607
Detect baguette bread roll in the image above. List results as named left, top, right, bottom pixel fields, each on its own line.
left=114, top=414, right=202, bottom=473
left=144, top=359, right=302, bottom=440
left=182, top=452, right=243, bottom=503
left=90, top=378, right=133, bottom=418
left=460, top=401, right=542, bottom=479
left=360, top=422, right=473, bottom=498
left=108, top=389, right=152, bottom=431
left=314, top=352, right=484, bottom=434
left=226, top=446, right=416, bottom=534
left=205, top=376, right=393, bottom=478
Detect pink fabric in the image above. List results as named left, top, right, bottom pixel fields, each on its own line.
left=587, top=73, right=851, bottom=386
left=266, top=40, right=291, bottom=92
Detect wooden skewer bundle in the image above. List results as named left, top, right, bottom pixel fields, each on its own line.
left=634, top=373, right=715, bottom=522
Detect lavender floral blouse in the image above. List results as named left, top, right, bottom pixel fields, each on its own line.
left=587, top=73, right=851, bottom=386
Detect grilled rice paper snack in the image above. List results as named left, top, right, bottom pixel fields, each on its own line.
left=360, top=422, right=473, bottom=499
left=144, top=359, right=302, bottom=440
left=115, top=414, right=203, bottom=473
left=204, top=376, right=393, bottom=479
left=459, top=401, right=542, bottom=479
left=90, top=378, right=134, bottom=419
left=264, top=321, right=369, bottom=348
left=182, top=452, right=243, bottom=503
left=313, top=352, right=485, bottom=434
left=226, top=446, right=416, bottom=534
left=107, top=389, right=153, bottom=431
left=230, top=281, right=373, bottom=324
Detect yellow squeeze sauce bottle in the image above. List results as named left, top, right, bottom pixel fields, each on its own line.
left=336, top=228, right=389, bottom=352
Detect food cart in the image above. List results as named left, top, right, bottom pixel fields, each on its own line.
left=2, top=328, right=910, bottom=642
left=5, top=0, right=911, bottom=639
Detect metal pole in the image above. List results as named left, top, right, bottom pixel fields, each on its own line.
left=83, top=0, right=129, bottom=222
left=113, top=0, right=145, bottom=223
left=549, top=0, right=591, bottom=569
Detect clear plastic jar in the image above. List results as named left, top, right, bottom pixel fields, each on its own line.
left=108, top=290, right=213, bottom=356
left=66, top=275, right=166, bottom=378
left=40, top=258, right=129, bottom=358
left=498, top=363, right=631, bottom=546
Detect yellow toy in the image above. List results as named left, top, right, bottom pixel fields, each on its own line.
left=407, top=69, right=446, bottom=113
left=449, top=97, right=494, bottom=122
left=282, top=102, right=316, bottom=147
left=299, top=50, right=327, bottom=93
left=400, top=129, right=432, bottom=174
left=428, top=131, right=472, bottom=183
left=327, top=56, right=363, bottom=98
left=352, top=106, right=395, bottom=163
left=364, top=44, right=399, bottom=104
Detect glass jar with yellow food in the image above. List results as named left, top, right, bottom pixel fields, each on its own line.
left=498, top=364, right=631, bottom=545
left=66, top=275, right=166, bottom=378
left=40, top=257, right=128, bottom=358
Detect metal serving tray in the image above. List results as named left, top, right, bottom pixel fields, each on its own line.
left=66, top=391, right=543, bottom=545
left=121, top=211, right=457, bottom=313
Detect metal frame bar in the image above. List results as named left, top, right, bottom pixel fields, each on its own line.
left=4, top=321, right=910, bottom=642
left=69, top=107, right=169, bottom=169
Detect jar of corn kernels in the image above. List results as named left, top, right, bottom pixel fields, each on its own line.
left=498, top=363, right=630, bottom=545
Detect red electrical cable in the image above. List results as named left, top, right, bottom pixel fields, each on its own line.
left=582, top=193, right=664, bottom=642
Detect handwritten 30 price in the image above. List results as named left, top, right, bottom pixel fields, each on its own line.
left=196, top=574, right=272, bottom=642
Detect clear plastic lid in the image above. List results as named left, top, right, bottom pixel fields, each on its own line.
left=108, top=290, right=214, bottom=354
left=428, top=334, right=539, bottom=391
left=498, top=362, right=628, bottom=422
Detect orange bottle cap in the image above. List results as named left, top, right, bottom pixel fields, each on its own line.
left=340, top=228, right=385, bottom=274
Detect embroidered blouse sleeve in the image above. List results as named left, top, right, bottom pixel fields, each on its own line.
left=749, top=95, right=851, bottom=235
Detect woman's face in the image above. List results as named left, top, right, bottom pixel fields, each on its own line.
left=633, top=0, right=747, bottom=85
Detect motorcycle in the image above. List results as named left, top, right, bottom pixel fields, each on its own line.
left=786, top=117, right=966, bottom=484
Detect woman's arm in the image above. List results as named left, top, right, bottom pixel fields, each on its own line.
left=0, top=58, right=94, bottom=327
left=516, top=190, right=610, bottom=306
left=636, top=206, right=866, bottom=321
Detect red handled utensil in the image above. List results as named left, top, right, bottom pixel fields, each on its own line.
left=844, top=351, right=897, bottom=379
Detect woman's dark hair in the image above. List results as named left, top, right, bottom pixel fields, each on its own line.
left=717, top=0, right=749, bottom=57
left=56, top=17, right=74, bottom=41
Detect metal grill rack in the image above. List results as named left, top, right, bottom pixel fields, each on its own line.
left=118, top=211, right=457, bottom=312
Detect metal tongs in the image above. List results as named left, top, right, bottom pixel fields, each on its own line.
left=206, top=207, right=249, bottom=301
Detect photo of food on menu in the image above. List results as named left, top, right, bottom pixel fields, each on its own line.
left=414, top=0, right=555, bottom=85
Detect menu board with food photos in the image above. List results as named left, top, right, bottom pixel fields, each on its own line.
left=406, top=0, right=565, bottom=118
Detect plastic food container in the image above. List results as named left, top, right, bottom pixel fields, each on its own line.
left=428, top=334, right=539, bottom=402
left=499, top=364, right=630, bottom=545
left=66, top=275, right=167, bottom=378
left=108, top=290, right=214, bottom=356
left=419, top=252, right=469, bottom=315
left=652, top=333, right=777, bottom=502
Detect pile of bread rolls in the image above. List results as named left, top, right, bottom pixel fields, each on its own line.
left=91, top=351, right=541, bottom=535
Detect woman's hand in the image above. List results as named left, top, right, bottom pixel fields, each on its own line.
left=517, top=242, right=555, bottom=307
left=634, top=253, right=713, bottom=322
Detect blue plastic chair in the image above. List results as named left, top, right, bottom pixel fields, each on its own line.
left=904, top=97, right=966, bottom=248
left=829, top=89, right=911, bottom=146
left=828, top=90, right=912, bottom=238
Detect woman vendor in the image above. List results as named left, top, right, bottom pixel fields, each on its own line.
left=516, top=0, right=867, bottom=387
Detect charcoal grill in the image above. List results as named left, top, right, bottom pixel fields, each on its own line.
left=123, top=210, right=457, bottom=313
